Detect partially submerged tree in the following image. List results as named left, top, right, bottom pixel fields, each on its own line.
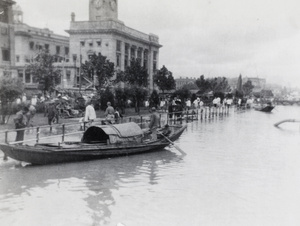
left=26, top=50, right=61, bottom=95
left=0, top=76, right=24, bottom=124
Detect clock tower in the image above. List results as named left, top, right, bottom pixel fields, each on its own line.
left=89, top=0, right=118, bottom=21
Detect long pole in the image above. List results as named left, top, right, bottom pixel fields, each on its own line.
left=158, top=131, right=186, bottom=155
left=79, top=45, right=82, bottom=93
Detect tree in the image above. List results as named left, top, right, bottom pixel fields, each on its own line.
left=243, top=80, right=254, bottom=96
left=182, top=82, right=198, bottom=90
left=196, top=75, right=231, bottom=94
left=149, top=90, right=160, bottom=108
left=26, top=50, right=61, bottom=95
left=117, top=59, right=149, bottom=112
left=114, top=87, right=127, bottom=114
left=124, top=86, right=148, bottom=113
left=153, top=65, right=176, bottom=93
left=123, top=59, right=148, bottom=87
left=100, top=87, right=115, bottom=111
left=195, top=75, right=211, bottom=94
left=0, top=76, right=24, bottom=124
left=236, top=74, right=243, bottom=93
left=81, top=53, right=115, bottom=89
left=173, top=88, right=191, bottom=102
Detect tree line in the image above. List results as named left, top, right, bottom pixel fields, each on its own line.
left=0, top=50, right=255, bottom=123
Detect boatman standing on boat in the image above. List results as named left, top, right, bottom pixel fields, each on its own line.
left=149, top=107, right=160, bottom=140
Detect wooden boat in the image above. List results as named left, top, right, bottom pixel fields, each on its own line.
left=0, top=122, right=186, bottom=165
left=253, top=103, right=275, bottom=112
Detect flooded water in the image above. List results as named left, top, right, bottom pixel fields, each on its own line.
left=0, top=106, right=300, bottom=226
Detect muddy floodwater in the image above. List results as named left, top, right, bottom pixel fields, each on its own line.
left=0, top=106, right=300, bottom=226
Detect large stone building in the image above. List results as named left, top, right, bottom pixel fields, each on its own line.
left=66, top=0, right=162, bottom=91
left=0, top=0, right=16, bottom=78
left=175, top=76, right=197, bottom=89
left=228, top=76, right=266, bottom=93
left=13, top=5, right=70, bottom=92
left=2, top=0, right=162, bottom=94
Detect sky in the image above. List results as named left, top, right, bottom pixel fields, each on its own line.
left=18, top=0, right=300, bottom=88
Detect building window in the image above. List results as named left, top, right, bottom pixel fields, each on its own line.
left=137, top=48, right=142, bottom=63
left=29, top=41, right=34, bottom=50
left=2, top=48, right=10, bottom=61
left=65, top=47, right=69, bottom=55
left=97, top=41, right=101, bottom=47
left=73, top=54, right=77, bottom=62
left=153, top=62, right=157, bottom=71
left=80, top=41, right=85, bottom=47
left=16, top=55, right=20, bottom=62
left=18, top=70, right=23, bottom=81
left=116, top=53, right=121, bottom=67
left=89, top=42, right=93, bottom=47
left=124, top=55, right=128, bottom=68
left=56, top=46, right=60, bottom=55
left=143, top=50, right=148, bottom=69
left=125, top=44, right=129, bottom=54
left=66, top=70, right=71, bottom=81
left=116, top=40, right=121, bottom=52
left=131, top=47, right=135, bottom=60
left=153, top=51, right=157, bottom=61
left=45, top=44, right=49, bottom=51
left=25, top=70, right=31, bottom=83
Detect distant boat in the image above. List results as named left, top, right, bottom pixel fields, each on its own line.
left=253, top=103, right=275, bottom=112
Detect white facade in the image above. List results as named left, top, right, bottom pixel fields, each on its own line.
left=0, top=0, right=16, bottom=78
left=66, top=0, right=162, bottom=91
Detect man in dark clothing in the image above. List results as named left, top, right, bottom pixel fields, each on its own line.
left=47, top=102, right=59, bottom=125
left=14, top=106, right=29, bottom=144
left=149, top=107, right=160, bottom=140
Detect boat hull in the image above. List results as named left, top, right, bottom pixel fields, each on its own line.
left=0, top=125, right=186, bottom=165
left=254, top=105, right=274, bottom=112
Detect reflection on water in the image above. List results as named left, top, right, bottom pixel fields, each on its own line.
left=0, top=150, right=182, bottom=226
left=0, top=106, right=300, bottom=226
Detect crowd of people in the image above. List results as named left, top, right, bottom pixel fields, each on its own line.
left=11, top=92, right=249, bottom=145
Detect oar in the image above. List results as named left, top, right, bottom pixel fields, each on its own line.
left=158, top=131, right=186, bottom=155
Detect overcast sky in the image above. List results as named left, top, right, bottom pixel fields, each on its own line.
left=19, top=0, right=300, bottom=88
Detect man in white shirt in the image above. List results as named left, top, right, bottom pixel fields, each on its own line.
left=84, top=102, right=96, bottom=128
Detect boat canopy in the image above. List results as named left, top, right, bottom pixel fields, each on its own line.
left=81, top=122, right=144, bottom=144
